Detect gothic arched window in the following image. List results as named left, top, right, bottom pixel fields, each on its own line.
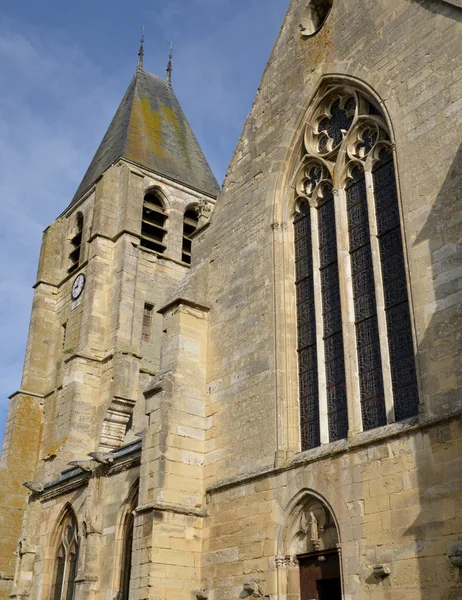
left=51, top=510, right=79, bottom=600
left=293, top=85, right=419, bottom=450
left=68, top=212, right=83, bottom=273
left=140, top=190, right=168, bottom=254
left=119, top=482, right=139, bottom=600
left=182, top=206, right=199, bottom=264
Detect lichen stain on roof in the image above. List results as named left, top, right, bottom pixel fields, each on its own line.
left=71, top=69, right=219, bottom=205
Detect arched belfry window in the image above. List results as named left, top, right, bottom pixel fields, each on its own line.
left=293, top=84, right=419, bottom=450
left=68, top=213, right=83, bottom=273
left=51, top=510, right=79, bottom=600
left=182, top=206, right=199, bottom=264
left=140, top=190, right=168, bottom=254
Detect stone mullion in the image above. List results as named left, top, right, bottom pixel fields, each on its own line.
left=333, top=188, right=362, bottom=435
left=310, top=203, right=329, bottom=445
left=364, top=170, right=395, bottom=423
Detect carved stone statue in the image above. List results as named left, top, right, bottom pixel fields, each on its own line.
left=310, top=511, right=320, bottom=550
left=199, top=199, right=212, bottom=226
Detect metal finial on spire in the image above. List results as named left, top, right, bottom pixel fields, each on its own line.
left=137, top=26, right=144, bottom=71
left=166, top=41, right=173, bottom=86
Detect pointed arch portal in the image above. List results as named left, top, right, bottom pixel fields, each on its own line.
left=277, top=491, right=343, bottom=600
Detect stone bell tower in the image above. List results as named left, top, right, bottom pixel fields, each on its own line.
left=0, top=58, right=219, bottom=598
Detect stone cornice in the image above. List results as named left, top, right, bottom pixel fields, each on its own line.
left=442, top=0, right=462, bottom=9
left=135, top=501, right=207, bottom=518
left=206, top=408, right=462, bottom=495
left=8, top=390, right=45, bottom=400
left=158, top=296, right=211, bottom=315
left=39, top=442, right=141, bottom=501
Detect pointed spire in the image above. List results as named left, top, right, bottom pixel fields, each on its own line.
left=137, top=26, right=144, bottom=71
left=166, top=42, right=173, bottom=86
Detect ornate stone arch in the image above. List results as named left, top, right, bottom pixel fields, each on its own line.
left=49, top=504, right=80, bottom=600
left=272, top=75, right=420, bottom=460
left=143, top=184, right=171, bottom=213
left=112, top=478, right=139, bottom=600
left=276, top=489, right=342, bottom=599
left=140, top=185, right=169, bottom=255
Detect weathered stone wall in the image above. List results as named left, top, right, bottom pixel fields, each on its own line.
left=202, top=415, right=462, bottom=600
left=0, top=155, right=215, bottom=598
left=185, top=0, right=462, bottom=598
left=195, top=0, right=462, bottom=484
left=15, top=462, right=140, bottom=600
left=2, top=0, right=462, bottom=598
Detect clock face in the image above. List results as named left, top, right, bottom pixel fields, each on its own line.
left=71, top=274, right=85, bottom=300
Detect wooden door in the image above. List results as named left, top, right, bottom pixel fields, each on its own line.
left=299, top=551, right=342, bottom=600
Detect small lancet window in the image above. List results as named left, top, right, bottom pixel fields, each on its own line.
left=294, top=164, right=348, bottom=451
left=68, top=213, right=83, bottom=273
left=120, top=483, right=139, bottom=600
left=140, top=191, right=168, bottom=254
left=142, top=303, right=154, bottom=343
left=51, top=511, right=79, bottom=600
left=182, top=206, right=199, bottom=264
left=346, top=166, right=387, bottom=430
left=294, top=200, right=320, bottom=450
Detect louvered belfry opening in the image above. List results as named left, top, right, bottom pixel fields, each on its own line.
left=182, top=207, right=199, bottom=264
left=140, top=191, right=168, bottom=254
left=68, top=213, right=83, bottom=273
left=293, top=84, right=419, bottom=450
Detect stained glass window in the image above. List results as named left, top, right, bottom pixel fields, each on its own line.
left=317, top=189, right=348, bottom=441
left=373, top=151, right=419, bottom=420
left=295, top=202, right=320, bottom=450
left=318, top=97, right=355, bottom=151
left=294, top=85, right=419, bottom=449
left=346, top=168, right=387, bottom=430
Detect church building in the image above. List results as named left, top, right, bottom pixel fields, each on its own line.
left=1, top=1, right=461, bottom=599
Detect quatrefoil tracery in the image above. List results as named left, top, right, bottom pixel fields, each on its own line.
left=301, top=86, right=392, bottom=189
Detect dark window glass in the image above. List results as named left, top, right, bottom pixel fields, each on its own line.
left=51, top=514, right=79, bottom=600
left=295, top=203, right=320, bottom=450
left=373, top=152, right=419, bottom=420
left=120, top=513, right=134, bottom=600
left=52, top=552, right=65, bottom=600
left=120, top=484, right=138, bottom=600
left=318, top=97, right=355, bottom=150
left=346, top=168, right=387, bottom=430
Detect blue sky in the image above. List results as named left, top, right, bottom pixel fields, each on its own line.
left=0, top=1, right=289, bottom=443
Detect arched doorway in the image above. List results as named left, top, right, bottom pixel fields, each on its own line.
left=277, top=492, right=342, bottom=600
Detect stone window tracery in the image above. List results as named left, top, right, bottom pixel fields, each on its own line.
left=51, top=511, right=79, bottom=600
left=293, top=84, right=419, bottom=450
left=119, top=482, right=138, bottom=600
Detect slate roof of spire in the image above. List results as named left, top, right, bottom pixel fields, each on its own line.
left=71, top=69, right=220, bottom=204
